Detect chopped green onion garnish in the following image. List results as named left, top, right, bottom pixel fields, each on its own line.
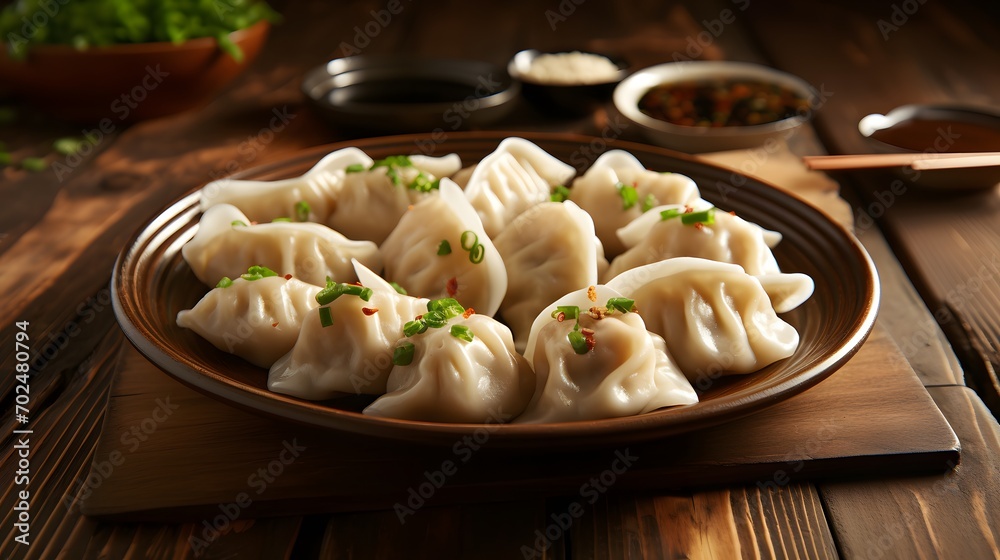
left=231, top=220, right=248, bottom=227
left=468, top=244, right=485, bottom=264
left=550, top=185, right=571, bottom=202
left=359, top=287, right=374, bottom=301
left=389, top=282, right=408, bottom=295
left=393, top=342, right=415, bottom=366
left=460, top=230, right=478, bottom=252
left=372, top=155, right=412, bottom=169
left=568, top=330, right=589, bottom=354
left=615, top=182, right=638, bottom=210
left=241, top=265, right=278, bottom=281
left=216, top=277, right=233, bottom=288
left=403, top=320, right=428, bottom=337
left=53, top=137, right=86, bottom=156
left=641, top=194, right=658, bottom=213
left=450, top=325, right=475, bottom=342
left=21, top=157, right=47, bottom=172
left=423, top=310, right=448, bottom=328
left=427, top=298, right=465, bottom=319
left=408, top=172, right=440, bottom=193
left=316, top=280, right=342, bottom=305
left=606, top=297, right=635, bottom=314
left=319, top=306, right=334, bottom=327
left=437, top=240, right=452, bottom=255
left=271, top=217, right=292, bottom=222
left=345, top=163, right=366, bottom=173
left=557, top=305, right=581, bottom=319
left=681, top=208, right=716, bottom=226
left=295, top=201, right=310, bottom=222
left=660, top=208, right=683, bottom=221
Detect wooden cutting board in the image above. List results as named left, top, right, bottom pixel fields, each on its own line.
left=79, top=328, right=959, bottom=522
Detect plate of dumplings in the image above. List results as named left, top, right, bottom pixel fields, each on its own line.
left=112, top=132, right=879, bottom=448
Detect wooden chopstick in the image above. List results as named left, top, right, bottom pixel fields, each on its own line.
left=802, top=152, right=1000, bottom=171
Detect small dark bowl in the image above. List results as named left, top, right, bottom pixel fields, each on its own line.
left=302, top=56, right=520, bottom=133
left=507, top=49, right=628, bottom=116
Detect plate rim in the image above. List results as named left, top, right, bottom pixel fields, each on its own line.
left=112, top=130, right=880, bottom=447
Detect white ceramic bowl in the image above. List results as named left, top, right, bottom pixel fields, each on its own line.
left=614, top=61, right=817, bottom=153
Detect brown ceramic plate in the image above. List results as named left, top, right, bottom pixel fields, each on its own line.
left=112, top=132, right=879, bottom=448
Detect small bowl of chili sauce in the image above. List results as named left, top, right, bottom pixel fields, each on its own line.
left=614, top=61, right=818, bottom=153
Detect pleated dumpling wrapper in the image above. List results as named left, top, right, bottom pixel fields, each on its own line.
left=176, top=268, right=321, bottom=368
left=569, top=150, right=701, bottom=257
left=199, top=147, right=372, bottom=224
left=604, top=202, right=783, bottom=281
left=268, top=260, right=430, bottom=399
left=606, top=257, right=814, bottom=384
left=457, top=137, right=576, bottom=237
left=327, top=153, right=462, bottom=245
left=381, top=179, right=507, bottom=317
left=493, top=200, right=608, bottom=351
left=182, top=203, right=381, bottom=288
left=364, top=301, right=534, bottom=423
left=516, top=285, right=698, bottom=423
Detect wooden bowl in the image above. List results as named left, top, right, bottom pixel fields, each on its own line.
left=0, top=21, right=269, bottom=123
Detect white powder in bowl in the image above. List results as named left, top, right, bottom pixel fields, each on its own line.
left=522, top=52, right=621, bottom=85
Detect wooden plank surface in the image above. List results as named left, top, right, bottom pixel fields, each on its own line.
left=820, top=385, right=1000, bottom=560
left=744, top=0, right=1000, bottom=413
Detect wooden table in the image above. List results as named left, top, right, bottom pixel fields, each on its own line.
left=2, top=0, right=999, bottom=558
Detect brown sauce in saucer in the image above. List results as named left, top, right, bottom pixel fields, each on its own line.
left=870, top=118, right=1000, bottom=152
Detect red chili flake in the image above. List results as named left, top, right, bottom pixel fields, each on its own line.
left=362, top=307, right=378, bottom=316
left=729, top=210, right=736, bottom=216
left=587, top=286, right=597, bottom=302
left=683, top=205, right=694, bottom=213
left=580, top=327, right=596, bottom=336
left=463, top=307, right=475, bottom=319
left=588, top=307, right=607, bottom=320
left=284, top=274, right=292, bottom=280
left=352, top=281, right=363, bottom=286
left=271, top=322, right=279, bottom=327
left=694, top=222, right=705, bottom=231
left=585, top=336, right=597, bottom=352
left=446, top=277, right=459, bottom=297
left=415, top=314, right=423, bottom=321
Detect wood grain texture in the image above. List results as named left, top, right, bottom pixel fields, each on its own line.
left=569, top=485, right=837, bottom=560
left=744, top=0, right=1000, bottom=412
left=821, top=386, right=1000, bottom=560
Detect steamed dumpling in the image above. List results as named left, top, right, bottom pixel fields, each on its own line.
left=364, top=312, right=534, bottom=423
left=570, top=150, right=700, bottom=257
left=326, top=154, right=462, bottom=244
left=604, top=203, right=782, bottom=281
left=493, top=201, right=608, bottom=350
left=606, top=258, right=813, bottom=382
left=199, top=148, right=372, bottom=224
left=268, top=261, right=429, bottom=399
left=182, top=204, right=381, bottom=287
left=457, top=137, right=576, bottom=237
left=517, top=285, right=698, bottom=423
left=380, top=180, right=507, bottom=316
left=176, top=272, right=321, bottom=368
